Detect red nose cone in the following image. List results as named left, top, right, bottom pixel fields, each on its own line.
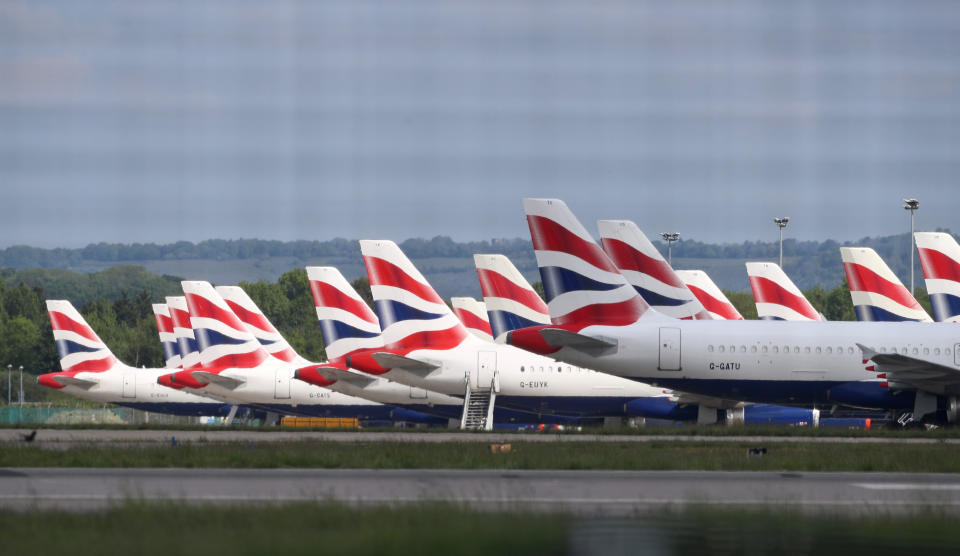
left=295, top=366, right=337, bottom=387
left=346, top=351, right=390, bottom=375
left=506, top=325, right=560, bottom=355
left=157, top=373, right=185, bottom=390
left=38, top=373, right=66, bottom=389
left=171, top=369, right=208, bottom=389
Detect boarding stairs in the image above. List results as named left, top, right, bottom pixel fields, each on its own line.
left=460, top=373, right=498, bottom=431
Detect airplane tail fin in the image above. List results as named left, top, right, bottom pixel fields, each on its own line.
left=674, top=270, right=744, bottom=320
left=523, top=198, right=649, bottom=327
left=914, top=232, right=960, bottom=322
left=450, top=297, right=494, bottom=342
left=746, top=262, right=822, bottom=321
left=840, top=247, right=932, bottom=322
left=215, top=285, right=309, bottom=365
left=305, top=266, right=385, bottom=362
left=181, top=281, right=270, bottom=368
left=473, top=253, right=551, bottom=340
left=152, top=303, right=181, bottom=368
left=46, top=300, right=119, bottom=372
left=359, top=240, right=470, bottom=352
left=166, top=296, right=202, bottom=369
left=597, top=219, right=709, bottom=320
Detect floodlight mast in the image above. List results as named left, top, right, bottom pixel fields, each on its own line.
left=773, top=217, right=790, bottom=268
left=660, top=232, right=680, bottom=266
left=904, top=198, right=919, bottom=294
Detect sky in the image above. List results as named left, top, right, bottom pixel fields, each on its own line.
left=2, top=0, right=960, bottom=249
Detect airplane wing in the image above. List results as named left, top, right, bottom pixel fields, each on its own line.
left=314, top=366, right=378, bottom=388
left=670, top=392, right=744, bottom=410
left=858, top=343, right=960, bottom=395
left=53, top=375, right=99, bottom=389
left=539, top=328, right=618, bottom=356
left=190, top=371, right=246, bottom=390
left=371, top=353, right=440, bottom=375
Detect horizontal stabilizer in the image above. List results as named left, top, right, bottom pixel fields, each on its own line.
left=314, top=366, right=378, bottom=388
left=539, top=328, right=617, bottom=356
left=54, top=375, right=99, bottom=389
left=371, top=352, right=440, bottom=375
left=191, top=371, right=246, bottom=390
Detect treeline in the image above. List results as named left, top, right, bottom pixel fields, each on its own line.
left=0, top=237, right=535, bottom=268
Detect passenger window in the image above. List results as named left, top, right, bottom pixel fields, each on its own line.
left=718, top=346, right=725, bottom=353
left=740, top=346, right=746, bottom=353
left=837, top=346, right=843, bottom=354
left=826, top=347, right=832, bottom=354
left=772, top=346, right=779, bottom=354
left=923, top=348, right=930, bottom=356
left=912, top=348, right=918, bottom=355
left=708, top=345, right=714, bottom=353
left=539, top=367, right=544, bottom=373
left=816, top=347, right=821, bottom=354
left=729, top=345, right=735, bottom=353
left=751, top=346, right=757, bottom=353
left=935, top=348, right=941, bottom=356
left=783, top=345, right=789, bottom=353
left=794, top=346, right=800, bottom=354
left=849, top=347, right=855, bottom=354
left=557, top=367, right=562, bottom=373
left=901, top=347, right=908, bottom=355
left=520, top=366, right=525, bottom=373
left=762, top=346, right=768, bottom=354
left=804, top=347, right=811, bottom=354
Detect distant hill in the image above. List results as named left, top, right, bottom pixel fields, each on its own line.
left=1, top=231, right=954, bottom=298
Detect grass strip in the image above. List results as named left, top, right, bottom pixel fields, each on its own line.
left=3, top=440, right=960, bottom=472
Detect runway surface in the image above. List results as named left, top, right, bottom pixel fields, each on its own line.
left=2, top=428, right=957, bottom=445
left=2, top=468, right=959, bottom=514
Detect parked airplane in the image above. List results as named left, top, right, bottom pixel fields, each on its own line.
left=215, top=281, right=461, bottom=422
left=162, top=281, right=424, bottom=421
left=38, top=300, right=231, bottom=416
left=152, top=303, right=181, bottom=368
left=675, top=270, right=744, bottom=320
left=596, top=220, right=709, bottom=320
left=507, top=199, right=960, bottom=424
left=840, top=247, right=932, bottom=322
left=915, top=232, right=960, bottom=323
left=746, top=262, right=823, bottom=321
left=451, top=297, right=494, bottom=341
left=474, top=252, right=823, bottom=425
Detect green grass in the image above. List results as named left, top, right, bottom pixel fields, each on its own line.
left=4, top=440, right=960, bottom=472
left=2, top=502, right=958, bottom=555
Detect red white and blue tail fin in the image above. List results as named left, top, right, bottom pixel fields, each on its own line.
left=215, top=285, right=310, bottom=366
left=359, top=240, right=470, bottom=352
left=166, top=296, right=202, bottom=369
left=523, top=198, right=649, bottom=327
left=451, top=297, right=494, bottom=342
left=674, top=270, right=744, bottom=320
left=840, top=247, right=932, bottom=322
left=915, top=232, right=960, bottom=322
left=473, top=253, right=551, bottom=342
left=181, top=281, right=270, bottom=368
left=152, top=303, right=181, bottom=368
left=746, top=262, right=823, bottom=321
left=46, top=300, right=119, bottom=372
left=597, top=220, right=709, bottom=320
left=305, top=266, right=385, bottom=362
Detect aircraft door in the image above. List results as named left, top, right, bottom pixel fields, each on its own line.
left=122, top=373, right=136, bottom=398
left=658, top=327, right=681, bottom=371
left=476, top=351, right=497, bottom=388
left=274, top=369, right=291, bottom=399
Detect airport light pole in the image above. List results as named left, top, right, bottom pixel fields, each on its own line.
left=660, top=232, right=680, bottom=266
left=773, top=217, right=789, bottom=268
left=6, top=364, right=10, bottom=406
left=18, top=365, right=23, bottom=405
left=904, top=198, right=919, bottom=294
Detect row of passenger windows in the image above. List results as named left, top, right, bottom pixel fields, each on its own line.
left=706, top=345, right=952, bottom=357
left=519, top=366, right=590, bottom=373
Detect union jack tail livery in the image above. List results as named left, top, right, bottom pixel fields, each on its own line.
left=473, top=253, right=551, bottom=341
left=305, top=266, right=385, bottom=362
left=597, top=220, right=710, bottom=320
left=523, top=198, right=649, bottom=327
left=915, top=232, right=960, bottom=323
left=166, top=296, right=202, bottom=369
left=450, top=297, right=494, bottom=342
left=152, top=303, right=181, bottom=368
left=674, top=270, right=744, bottom=320
left=47, top=300, right=119, bottom=372
left=840, top=247, right=932, bottom=322
left=359, top=240, right=470, bottom=352
left=746, top=262, right=823, bottom=321
left=181, top=281, right=270, bottom=368
left=216, top=285, right=309, bottom=365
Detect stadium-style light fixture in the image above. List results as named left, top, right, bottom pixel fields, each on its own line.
left=660, top=232, right=680, bottom=266
left=773, top=217, right=790, bottom=268
left=904, top=198, right=919, bottom=294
